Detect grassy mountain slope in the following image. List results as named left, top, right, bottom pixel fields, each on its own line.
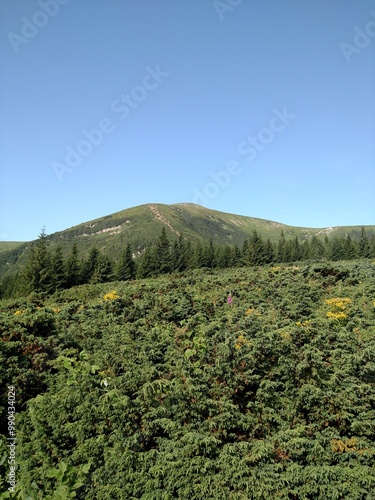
left=0, top=203, right=374, bottom=280
left=0, top=242, right=24, bottom=253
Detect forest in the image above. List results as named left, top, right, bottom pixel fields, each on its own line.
left=1, top=226, right=374, bottom=299
left=0, top=250, right=375, bottom=498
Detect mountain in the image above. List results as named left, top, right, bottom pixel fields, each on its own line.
left=0, top=203, right=374, bottom=280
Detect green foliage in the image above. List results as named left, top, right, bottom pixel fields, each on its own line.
left=1, top=261, right=375, bottom=497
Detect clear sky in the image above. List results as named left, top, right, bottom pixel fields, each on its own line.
left=0, top=0, right=374, bottom=241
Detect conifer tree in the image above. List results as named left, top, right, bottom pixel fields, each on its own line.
left=65, top=243, right=80, bottom=288
left=155, top=227, right=172, bottom=274
left=91, top=255, right=114, bottom=283
left=193, top=242, right=207, bottom=268
left=205, top=239, right=216, bottom=268
left=51, top=246, right=66, bottom=290
left=264, top=238, right=275, bottom=264
left=249, top=230, right=265, bottom=265
left=359, top=226, right=371, bottom=258
left=232, top=244, right=242, bottom=267
left=137, top=245, right=157, bottom=279
left=81, top=248, right=100, bottom=284
left=343, top=235, right=357, bottom=260
left=171, top=235, right=188, bottom=272
left=242, top=239, right=250, bottom=266
left=25, top=227, right=52, bottom=293
left=117, top=244, right=136, bottom=281
left=290, top=236, right=302, bottom=261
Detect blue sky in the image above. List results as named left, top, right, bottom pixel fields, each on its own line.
left=0, top=0, right=374, bottom=241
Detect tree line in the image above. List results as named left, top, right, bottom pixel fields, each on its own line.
left=1, top=226, right=374, bottom=298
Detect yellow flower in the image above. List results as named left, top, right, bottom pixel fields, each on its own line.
left=325, top=298, right=351, bottom=310
left=280, top=331, right=292, bottom=341
left=52, top=307, right=61, bottom=313
left=14, top=310, right=23, bottom=315
left=295, top=320, right=311, bottom=328
left=103, top=290, right=120, bottom=301
left=327, top=311, right=347, bottom=320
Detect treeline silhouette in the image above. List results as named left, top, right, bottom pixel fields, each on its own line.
left=1, top=226, right=374, bottom=298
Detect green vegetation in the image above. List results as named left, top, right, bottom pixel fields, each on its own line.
left=1, top=259, right=375, bottom=498
left=1, top=223, right=375, bottom=300
left=1, top=203, right=375, bottom=288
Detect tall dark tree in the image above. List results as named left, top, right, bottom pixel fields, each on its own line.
left=205, top=239, right=216, bottom=268
left=242, top=239, right=250, bottom=266
left=171, top=235, right=188, bottom=272
left=91, top=255, right=114, bottom=284
left=81, top=248, right=100, bottom=284
left=359, top=227, right=371, bottom=258
left=329, top=238, right=345, bottom=261
left=155, top=227, right=172, bottom=274
left=290, top=236, right=302, bottom=262
left=264, top=238, right=275, bottom=264
left=117, top=244, right=136, bottom=281
left=25, top=227, right=52, bottom=293
left=65, top=243, right=80, bottom=288
left=137, top=245, right=157, bottom=279
left=343, top=235, right=357, bottom=260
left=231, top=244, right=242, bottom=267
left=51, top=246, right=66, bottom=290
left=249, top=230, right=265, bottom=265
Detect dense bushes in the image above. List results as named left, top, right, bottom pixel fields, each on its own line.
left=1, top=261, right=375, bottom=498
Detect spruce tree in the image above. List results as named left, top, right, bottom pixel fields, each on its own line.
left=343, top=235, right=357, bottom=260
left=171, top=235, right=188, bottom=272
left=91, top=255, right=114, bottom=283
left=249, top=230, right=265, bottom=265
left=359, top=226, right=371, bottom=258
left=117, top=244, right=136, bottom=281
left=137, top=245, right=157, bottom=279
left=205, top=239, right=216, bottom=268
left=81, top=248, right=100, bottom=284
left=25, top=227, right=53, bottom=293
left=264, top=238, right=275, bottom=264
left=232, top=244, right=242, bottom=267
left=65, top=243, right=80, bottom=288
left=51, top=246, right=66, bottom=290
left=155, top=227, right=172, bottom=274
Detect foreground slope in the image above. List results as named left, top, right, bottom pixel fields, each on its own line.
left=1, top=260, right=375, bottom=498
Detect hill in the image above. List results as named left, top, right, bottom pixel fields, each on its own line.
left=1, top=203, right=374, bottom=282
left=1, top=260, right=375, bottom=497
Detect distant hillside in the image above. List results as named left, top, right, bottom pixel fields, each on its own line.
left=0, top=241, right=24, bottom=253
left=0, top=203, right=374, bottom=280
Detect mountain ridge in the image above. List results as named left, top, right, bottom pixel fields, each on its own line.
left=0, top=203, right=374, bottom=281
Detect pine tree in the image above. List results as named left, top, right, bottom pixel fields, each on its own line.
left=232, top=244, right=242, bottom=267
left=242, top=239, right=250, bottom=266
left=25, top=227, right=53, bottom=293
left=193, top=242, right=207, bottom=268
left=249, top=230, right=265, bottom=265
left=205, top=239, right=216, bottom=268
left=91, top=255, right=114, bottom=283
left=343, top=235, right=357, bottom=260
left=137, top=245, right=157, bottom=279
left=51, top=246, right=66, bottom=290
left=171, top=235, right=188, bottom=272
left=358, top=226, right=371, bottom=258
left=155, top=227, right=172, bottom=274
left=117, top=244, right=136, bottom=281
left=65, top=243, right=80, bottom=288
left=290, top=236, right=302, bottom=261
left=81, top=248, right=100, bottom=284
left=264, top=238, right=275, bottom=264
left=329, top=238, right=345, bottom=261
